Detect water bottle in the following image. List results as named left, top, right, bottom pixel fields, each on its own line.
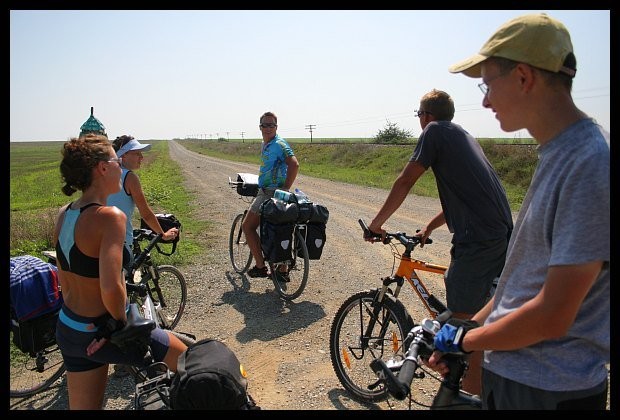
left=274, top=189, right=292, bottom=202
left=294, top=188, right=310, bottom=204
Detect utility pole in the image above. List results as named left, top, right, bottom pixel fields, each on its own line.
left=226, top=132, right=229, bottom=141
left=240, top=132, right=245, bottom=143
left=305, top=124, right=316, bottom=143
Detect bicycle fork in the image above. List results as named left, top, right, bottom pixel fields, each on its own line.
left=360, top=276, right=406, bottom=351
left=139, top=266, right=170, bottom=329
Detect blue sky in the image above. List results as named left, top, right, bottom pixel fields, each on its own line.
left=10, top=10, right=610, bottom=141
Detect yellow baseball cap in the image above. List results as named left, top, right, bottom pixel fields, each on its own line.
left=449, top=13, right=576, bottom=78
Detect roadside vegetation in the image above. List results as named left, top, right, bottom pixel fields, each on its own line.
left=178, top=138, right=537, bottom=211
left=10, top=137, right=536, bottom=258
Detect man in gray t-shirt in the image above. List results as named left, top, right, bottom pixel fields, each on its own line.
left=431, top=13, right=610, bottom=410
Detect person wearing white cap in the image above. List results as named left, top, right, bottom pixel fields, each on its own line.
left=107, top=135, right=179, bottom=259
left=427, top=13, right=609, bottom=409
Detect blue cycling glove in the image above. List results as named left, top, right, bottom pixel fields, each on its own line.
left=433, top=319, right=479, bottom=354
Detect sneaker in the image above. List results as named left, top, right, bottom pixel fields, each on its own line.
left=247, top=265, right=269, bottom=278
left=275, top=271, right=290, bottom=283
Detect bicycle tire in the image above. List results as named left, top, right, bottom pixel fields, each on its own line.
left=147, top=265, right=187, bottom=330
left=9, top=340, right=66, bottom=398
left=270, top=228, right=309, bottom=301
left=229, top=212, right=253, bottom=273
left=330, top=289, right=415, bottom=403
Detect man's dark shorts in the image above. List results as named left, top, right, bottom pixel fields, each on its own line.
left=444, top=237, right=508, bottom=314
left=482, top=368, right=608, bottom=409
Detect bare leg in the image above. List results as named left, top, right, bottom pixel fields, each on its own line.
left=242, top=211, right=265, bottom=268
left=66, top=364, right=109, bottom=409
left=164, top=331, right=188, bottom=372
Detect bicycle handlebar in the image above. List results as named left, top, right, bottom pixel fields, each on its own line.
left=358, top=218, right=433, bottom=246
left=371, top=312, right=470, bottom=402
left=131, top=229, right=164, bottom=268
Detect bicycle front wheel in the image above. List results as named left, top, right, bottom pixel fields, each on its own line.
left=330, top=289, right=414, bottom=403
left=147, top=265, right=187, bottom=330
left=270, top=228, right=309, bottom=301
left=229, top=212, right=253, bottom=273
left=9, top=341, right=66, bottom=398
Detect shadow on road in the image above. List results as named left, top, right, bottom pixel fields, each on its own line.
left=222, top=271, right=326, bottom=344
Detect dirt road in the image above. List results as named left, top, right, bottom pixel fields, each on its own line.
left=165, top=140, right=451, bottom=410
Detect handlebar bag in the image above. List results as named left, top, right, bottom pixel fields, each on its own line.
left=236, top=173, right=259, bottom=197
left=140, top=213, right=182, bottom=244
left=169, top=338, right=260, bottom=410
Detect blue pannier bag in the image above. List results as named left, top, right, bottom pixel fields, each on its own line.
left=10, top=255, right=63, bottom=321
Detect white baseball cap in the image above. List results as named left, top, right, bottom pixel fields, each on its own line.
left=116, top=138, right=152, bottom=157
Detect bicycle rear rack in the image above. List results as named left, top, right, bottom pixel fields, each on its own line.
left=135, top=369, right=173, bottom=410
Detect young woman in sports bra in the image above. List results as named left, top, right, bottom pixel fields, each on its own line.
left=53, top=134, right=187, bottom=409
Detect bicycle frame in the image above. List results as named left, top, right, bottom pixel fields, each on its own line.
left=390, top=254, right=447, bottom=319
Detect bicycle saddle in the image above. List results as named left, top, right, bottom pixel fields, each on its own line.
left=109, top=303, right=155, bottom=349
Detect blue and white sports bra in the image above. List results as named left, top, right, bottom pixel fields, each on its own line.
left=55, top=203, right=130, bottom=278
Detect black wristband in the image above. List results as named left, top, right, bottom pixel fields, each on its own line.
left=93, top=314, right=126, bottom=340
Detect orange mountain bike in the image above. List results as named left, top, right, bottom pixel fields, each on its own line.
left=329, top=219, right=496, bottom=406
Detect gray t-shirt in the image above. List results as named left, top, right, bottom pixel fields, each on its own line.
left=411, top=121, right=513, bottom=243
left=485, top=118, right=610, bottom=391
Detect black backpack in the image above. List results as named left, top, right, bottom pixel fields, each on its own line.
left=169, top=338, right=259, bottom=410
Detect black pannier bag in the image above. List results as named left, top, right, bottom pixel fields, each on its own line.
left=260, top=220, right=295, bottom=263
left=140, top=213, right=181, bottom=256
left=263, top=197, right=329, bottom=225
left=308, top=203, right=329, bottom=224
left=235, top=173, right=259, bottom=197
left=169, top=338, right=260, bottom=410
left=10, top=308, right=59, bottom=356
left=260, top=198, right=298, bottom=224
left=10, top=255, right=63, bottom=355
left=298, top=222, right=327, bottom=260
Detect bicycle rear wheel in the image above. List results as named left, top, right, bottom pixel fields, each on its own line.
left=270, top=228, right=309, bottom=301
left=9, top=340, right=65, bottom=398
left=229, top=212, right=253, bottom=273
left=329, top=289, right=414, bottom=403
left=147, top=265, right=187, bottom=330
